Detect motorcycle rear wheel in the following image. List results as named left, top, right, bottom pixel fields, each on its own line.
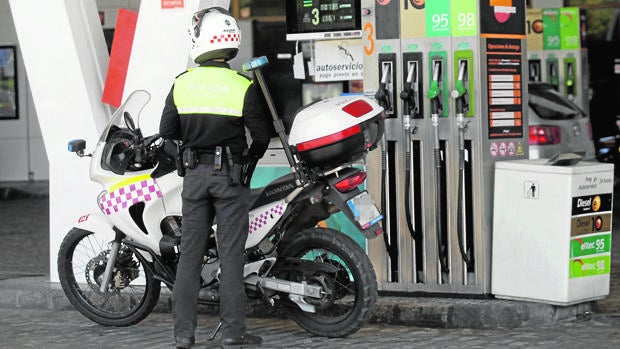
left=58, top=228, right=161, bottom=326
left=277, top=227, right=378, bottom=338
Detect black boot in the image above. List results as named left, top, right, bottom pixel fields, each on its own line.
left=221, top=333, right=263, bottom=348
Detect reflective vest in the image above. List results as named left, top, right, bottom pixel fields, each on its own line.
left=173, top=66, right=252, bottom=118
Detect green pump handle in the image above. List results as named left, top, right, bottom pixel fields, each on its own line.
left=428, top=80, right=441, bottom=100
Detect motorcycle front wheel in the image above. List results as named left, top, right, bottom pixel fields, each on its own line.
left=58, top=228, right=161, bottom=326
left=277, top=227, right=378, bottom=338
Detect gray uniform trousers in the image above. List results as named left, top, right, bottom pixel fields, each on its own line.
left=173, top=163, right=250, bottom=340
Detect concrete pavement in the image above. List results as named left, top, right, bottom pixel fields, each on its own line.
left=1, top=306, right=620, bottom=348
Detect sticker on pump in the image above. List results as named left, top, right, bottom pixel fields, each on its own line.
left=523, top=181, right=539, bottom=199
left=490, top=142, right=499, bottom=158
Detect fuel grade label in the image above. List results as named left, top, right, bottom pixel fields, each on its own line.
left=570, top=213, right=612, bottom=236
left=569, top=255, right=610, bottom=279
left=571, top=193, right=612, bottom=216
left=569, top=234, right=611, bottom=258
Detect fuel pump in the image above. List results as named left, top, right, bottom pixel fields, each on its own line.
left=375, top=58, right=398, bottom=278
left=428, top=59, right=449, bottom=274
left=399, top=59, right=420, bottom=242
left=363, top=0, right=529, bottom=296
left=400, top=52, right=425, bottom=282
left=451, top=59, right=473, bottom=269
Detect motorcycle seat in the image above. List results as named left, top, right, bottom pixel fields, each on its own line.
left=249, top=172, right=298, bottom=210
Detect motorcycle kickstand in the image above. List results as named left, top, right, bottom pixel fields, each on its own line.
left=208, top=322, right=222, bottom=341
left=207, top=283, right=271, bottom=342
left=256, top=282, right=275, bottom=307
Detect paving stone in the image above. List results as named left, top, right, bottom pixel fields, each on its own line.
left=1, top=307, right=620, bottom=349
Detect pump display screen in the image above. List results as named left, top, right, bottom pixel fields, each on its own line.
left=286, top=0, right=362, bottom=41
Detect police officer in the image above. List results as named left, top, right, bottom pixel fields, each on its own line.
left=159, top=7, right=272, bottom=349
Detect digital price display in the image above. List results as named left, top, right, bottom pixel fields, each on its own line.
left=286, top=0, right=362, bottom=41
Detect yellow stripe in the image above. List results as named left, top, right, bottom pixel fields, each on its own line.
left=109, top=174, right=152, bottom=193
left=177, top=106, right=243, bottom=116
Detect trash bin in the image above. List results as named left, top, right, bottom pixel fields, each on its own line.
left=492, top=158, right=614, bottom=305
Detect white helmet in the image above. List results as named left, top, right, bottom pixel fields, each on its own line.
left=189, top=7, right=240, bottom=63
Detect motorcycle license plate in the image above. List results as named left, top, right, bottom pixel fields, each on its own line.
left=346, top=191, right=383, bottom=230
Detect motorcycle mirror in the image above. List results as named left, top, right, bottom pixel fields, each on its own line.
left=124, top=111, right=136, bottom=131
left=68, top=139, right=85, bottom=153
left=67, top=139, right=92, bottom=157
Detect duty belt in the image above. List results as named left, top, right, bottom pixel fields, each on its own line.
left=197, top=153, right=217, bottom=164
left=197, top=148, right=242, bottom=166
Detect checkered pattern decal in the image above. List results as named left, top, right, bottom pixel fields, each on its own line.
left=248, top=203, right=285, bottom=235
left=210, top=33, right=239, bottom=44
left=99, top=177, right=162, bottom=215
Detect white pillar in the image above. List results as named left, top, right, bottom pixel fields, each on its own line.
left=10, top=0, right=230, bottom=282
left=9, top=0, right=111, bottom=281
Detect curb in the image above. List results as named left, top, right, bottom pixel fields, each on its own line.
left=0, top=276, right=593, bottom=329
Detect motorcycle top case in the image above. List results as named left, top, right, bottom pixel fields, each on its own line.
left=288, top=96, right=385, bottom=170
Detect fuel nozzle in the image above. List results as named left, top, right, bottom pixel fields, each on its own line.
left=451, top=60, right=470, bottom=117
left=529, top=60, right=541, bottom=82
left=427, top=60, right=443, bottom=118
left=400, top=61, right=420, bottom=136
left=400, top=61, right=420, bottom=120
left=375, top=62, right=393, bottom=112
left=565, top=63, right=575, bottom=101
left=549, top=62, right=559, bottom=91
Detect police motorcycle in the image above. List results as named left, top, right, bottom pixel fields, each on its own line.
left=59, top=57, right=386, bottom=338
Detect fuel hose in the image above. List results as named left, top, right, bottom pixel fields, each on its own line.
left=428, top=60, right=449, bottom=275
left=381, top=136, right=398, bottom=264
left=452, top=72, right=473, bottom=269
left=456, top=108, right=473, bottom=269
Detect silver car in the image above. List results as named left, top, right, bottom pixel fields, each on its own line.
left=527, top=82, right=596, bottom=160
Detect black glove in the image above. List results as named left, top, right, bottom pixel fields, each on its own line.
left=241, top=155, right=258, bottom=187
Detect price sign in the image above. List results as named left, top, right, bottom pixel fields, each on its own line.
left=299, top=0, right=357, bottom=31
left=542, top=8, right=561, bottom=50
left=451, top=0, right=477, bottom=37
left=560, top=7, right=580, bottom=49
left=426, top=0, right=450, bottom=37
left=286, top=0, right=362, bottom=41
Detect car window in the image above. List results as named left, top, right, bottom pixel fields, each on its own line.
left=528, top=88, right=584, bottom=120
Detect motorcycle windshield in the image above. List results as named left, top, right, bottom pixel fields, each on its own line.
left=98, top=90, right=151, bottom=143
